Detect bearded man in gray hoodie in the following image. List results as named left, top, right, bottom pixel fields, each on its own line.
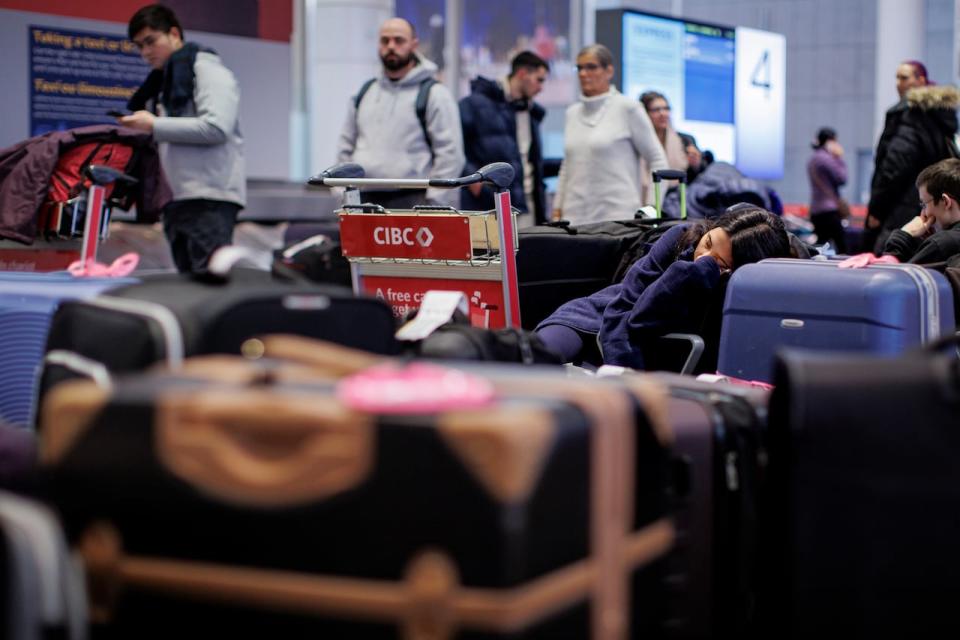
left=120, top=4, right=245, bottom=274
left=337, top=18, right=464, bottom=208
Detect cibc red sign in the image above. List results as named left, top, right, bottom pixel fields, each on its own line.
left=339, top=214, right=473, bottom=261
left=361, top=276, right=507, bottom=329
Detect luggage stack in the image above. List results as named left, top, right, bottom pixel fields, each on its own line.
left=35, top=339, right=676, bottom=638
left=2, top=328, right=958, bottom=637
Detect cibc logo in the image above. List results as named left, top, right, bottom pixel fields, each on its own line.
left=373, top=226, right=434, bottom=247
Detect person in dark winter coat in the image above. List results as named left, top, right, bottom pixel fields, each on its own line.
left=866, top=61, right=960, bottom=253
left=535, top=207, right=791, bottom=368
left=883, top=158, right=960, bottom=263
left=459, top=51, right=550, bottom=224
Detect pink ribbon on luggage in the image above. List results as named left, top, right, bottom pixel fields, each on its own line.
left=338, top=362, right=495, bottom=413
left=837, top=253, right=900, bottom=269
left=67, top=252, right=140, bottom=278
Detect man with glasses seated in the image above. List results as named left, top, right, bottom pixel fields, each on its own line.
left=883, top=158, right=960, bottom=263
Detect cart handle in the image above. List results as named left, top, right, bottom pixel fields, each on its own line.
left=85, top=164, right=138, bottom=187
left=308, top=162, right=515, bottom=191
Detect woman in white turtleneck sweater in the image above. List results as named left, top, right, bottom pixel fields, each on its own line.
left=552, top=44, right=669, bottom=225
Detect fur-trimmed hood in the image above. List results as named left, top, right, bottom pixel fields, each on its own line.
left=906, top=84, right=960, bottom=110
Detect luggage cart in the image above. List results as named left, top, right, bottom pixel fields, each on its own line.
left=309, top=162, right=521, bottom=328
left=0, top=164, right=137, bottom=272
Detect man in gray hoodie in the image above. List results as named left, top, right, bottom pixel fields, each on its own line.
left=337, top=18, right=464, bottom=208
left=120, top=4, right=245, bottom=273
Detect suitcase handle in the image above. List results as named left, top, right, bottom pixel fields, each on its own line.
left=651, top=171, right=687, bottom=220
left=157, top=391, right=374, bottom=506
left=924, top=331, right=960, bottom=358
left=651, top=169, right=687, bottom=184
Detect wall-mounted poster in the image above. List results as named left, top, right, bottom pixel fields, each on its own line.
left=29, top=25, right=147, bottom=136
left=460, top=0, right=573, bottom=107
left=396, top=0, right=446, bottom=73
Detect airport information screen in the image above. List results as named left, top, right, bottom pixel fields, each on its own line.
left=618, top=11, right=784, bottom=179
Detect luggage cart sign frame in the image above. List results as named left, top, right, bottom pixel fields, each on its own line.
left=311, top=162, right=520, bottom=329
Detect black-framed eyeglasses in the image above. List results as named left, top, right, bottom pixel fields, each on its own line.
left=133, top=34, right=160, bottom=50
left=919, top=197, right=935, bottom=210
left=576, top=63, right=603, bottom=72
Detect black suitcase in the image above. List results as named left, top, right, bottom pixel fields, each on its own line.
left=37, top=269, right=398, bottom=411
left=38, top=354, right=674, bottom=639
left=639, top=373, right=767, bottom=638
left=761, top=338, right=960, bottom=637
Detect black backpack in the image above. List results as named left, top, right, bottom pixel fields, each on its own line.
left=354, top=77, right=437, bottom=155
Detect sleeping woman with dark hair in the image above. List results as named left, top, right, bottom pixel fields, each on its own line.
left=536, top=207, right=792, bottom=368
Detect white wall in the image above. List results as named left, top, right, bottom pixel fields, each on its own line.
left=0, top=8, right=291, bottom=180
left=301, top=0, right=392, bottom=178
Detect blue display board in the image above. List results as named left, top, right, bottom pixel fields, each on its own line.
left=29, top=25, right=148, bottom=136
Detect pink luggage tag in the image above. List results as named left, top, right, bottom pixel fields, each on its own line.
left=837, top=253, right=900, bottom=269
left=67, top=252, right=139, bottom=278
left=337, top=362, right=495, bottom=414
left=698, top=373, right=775, bottom=391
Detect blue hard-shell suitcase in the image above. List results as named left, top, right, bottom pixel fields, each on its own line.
left=0, top=273, right=135, bottom=427
left=717, top=258, right=955, bottom=382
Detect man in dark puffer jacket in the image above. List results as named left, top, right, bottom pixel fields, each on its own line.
left=459, top=51, right=550, bottom=224
left=866, top=61, right=960, bottom=253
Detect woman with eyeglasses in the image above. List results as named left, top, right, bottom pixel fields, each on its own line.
left=551, top=44, right=668, bottom=224
left=639, top=91, right=689, bottom=205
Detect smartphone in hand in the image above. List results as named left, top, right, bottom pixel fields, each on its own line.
left=106, top=109, right=131, bottom=118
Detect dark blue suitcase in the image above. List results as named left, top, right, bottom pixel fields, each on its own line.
left=717, top=258, right=955, bottom=382
left=0, top=273, right=135, bottom=427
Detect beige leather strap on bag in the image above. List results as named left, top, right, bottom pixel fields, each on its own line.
left=257, top=334, right=389, bottom=377
left=156, top=390, right=374, bottom=507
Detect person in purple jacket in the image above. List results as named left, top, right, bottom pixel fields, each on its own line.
left=807, top=127, right=848, bottom=252
left=536, top=207, right=791, bottom=368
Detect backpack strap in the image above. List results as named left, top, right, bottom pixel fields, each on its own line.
left=415, top=78, right=438, bottom=157
left=353, top=78, right=377, bottom=110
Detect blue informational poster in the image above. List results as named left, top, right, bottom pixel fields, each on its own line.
left=29, top=25, right=148, bottom=136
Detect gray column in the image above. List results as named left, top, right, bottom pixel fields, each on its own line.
left=874, top=0, right=926, bottom=141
